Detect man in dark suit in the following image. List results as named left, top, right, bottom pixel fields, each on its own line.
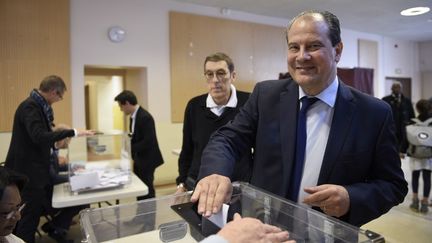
left=176, top=52, right=252, bottom=193
left=5, top=75, right=93, bottom=243
left=382, top=82, right=415, bottom=156
left=114, top=90, right=164, bottom=200
left=191, top=10, right=407, bottom=227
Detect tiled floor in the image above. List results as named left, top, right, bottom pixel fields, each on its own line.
left=36, top=158, right=431, bottom=243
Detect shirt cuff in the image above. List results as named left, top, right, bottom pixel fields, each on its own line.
left=73, top=128, right=78, bottom=137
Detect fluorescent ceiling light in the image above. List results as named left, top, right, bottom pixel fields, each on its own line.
left=400, top=7, right=430, bottom=16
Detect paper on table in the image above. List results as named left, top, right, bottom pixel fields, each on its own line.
left=208, top=203, right=229, bottom=228
left=70, top=171, right=100, bottom=191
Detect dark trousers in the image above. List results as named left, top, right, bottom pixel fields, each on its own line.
left=48, top=204, right=88, bottom=231
left=15, top=187, right=49, bottom=243
left=134, top=161, right=156, bottom=201
left=15, top=186, right=87, bottom=243
left=412, top=169, right=431, bottom=197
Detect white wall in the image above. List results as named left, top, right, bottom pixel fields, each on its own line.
left=419, top=41, right=432, bottom=72
left=419, top=41, right=432, bottom=100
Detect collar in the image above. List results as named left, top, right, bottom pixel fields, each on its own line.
left=130, top=105, right=140, bottom=119
left=298, top=77, right=339, bottom=108
left=206, top=84, right=238, bottom=109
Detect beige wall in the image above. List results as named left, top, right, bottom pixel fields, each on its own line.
left=0, top=133, right=11, bottom=162
left=153, top=123, right=183, bottom=186
left=0, top=0, right=71, bottom=132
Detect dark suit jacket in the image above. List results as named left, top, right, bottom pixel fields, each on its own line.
left=199, top=78, right=408, bottom=227
left=5, top=97, right=75, bottom=189
left=131, top=107, right=164, bottom=170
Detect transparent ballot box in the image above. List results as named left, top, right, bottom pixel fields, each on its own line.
left=68, top=131, right=132, bottom=194
left=80, top=182, right=384, bottom=243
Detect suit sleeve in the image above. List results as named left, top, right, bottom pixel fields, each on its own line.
left=344, top=107, right=408, bottom=226
left=131, top=112, right=158, bottom=154
left=176, top=101, right=194, bottom=184
left=22, top=102, right=75, bottom=144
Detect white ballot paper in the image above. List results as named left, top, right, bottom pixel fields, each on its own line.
left=208, top=203, right=229, bottom=228
left=69, top=171, right=100, bottom=191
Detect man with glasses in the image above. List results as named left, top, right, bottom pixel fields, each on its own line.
left=176, top=52, right=252, bottom=193
left=0, top=166, right=27, bottom=243
left=5, top=75, right=94, bottom=243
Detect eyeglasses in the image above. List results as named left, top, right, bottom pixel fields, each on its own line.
left=204, top=70, right=229, bottom=81
left=1, top=202, right=26, bottom=220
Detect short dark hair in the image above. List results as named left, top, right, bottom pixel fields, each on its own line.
left=286, top=10, right=341, bottom=47
left=39, top=75, right=67, bottom=93
left=0, top=166, right=28, bottom=200
left=204, top=52, right=235, bottom=73
left=416, top=99, right=431, bottom=116
left=114, top=90, right=138, bottom=105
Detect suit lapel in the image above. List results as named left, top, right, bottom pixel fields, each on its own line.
left=318, top=82, right=355, bottom=184
left=280, top=81, right=299, bottom=195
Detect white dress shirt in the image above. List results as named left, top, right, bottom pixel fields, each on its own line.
left=297, top=78, right=339, bottom=204
left=206, top=84, right=238, bottom=116
left=130, top=105, right=140, bottom=134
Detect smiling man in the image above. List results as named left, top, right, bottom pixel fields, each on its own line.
left=191, top=11, right=407, bottom=228
left=176, top=52, right=252, bottom=193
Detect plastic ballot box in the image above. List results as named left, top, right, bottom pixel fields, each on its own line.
left=79, top=182, right=384, bottom=243
left=67, top=131, right=132, bottom=194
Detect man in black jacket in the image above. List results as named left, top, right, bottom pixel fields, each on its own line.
left=382, top=81, right=415, bottom=156
left=114, top=90, right=164, bottom=200
left=176, top=52, right=252, bottom=193
left=5, top=75, right=93, bottom=243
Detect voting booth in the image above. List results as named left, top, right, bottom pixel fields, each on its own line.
left=67, top=131, right=132, bottom=194
left=79, top=182, right=384, bottom=243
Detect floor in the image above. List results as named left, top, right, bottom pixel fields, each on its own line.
left=35, top=158, right=432, bottom=243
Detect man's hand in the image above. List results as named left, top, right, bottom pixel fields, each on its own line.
left=302, top=184, right=350, bottom=217
left=190, top=174, right=232, bottom=217
left=76, top=129, right=95, bottom=136
left=217, top=213, right=294, bottom=243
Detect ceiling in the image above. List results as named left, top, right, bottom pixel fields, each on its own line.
left=172, top=0, right=432, bottom=42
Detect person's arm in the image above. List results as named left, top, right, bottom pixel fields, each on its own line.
left=200, top=213, right=292, bottom=243
left=22, top=103, right=75, bottom=144
left=345, top=108, right=407, bottom=225
left=304, top=106, right=407, bottom=226
left=176, top=101, right=194, bottom=192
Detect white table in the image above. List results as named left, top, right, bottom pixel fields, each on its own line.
left=52, top=173, right=148, bottom=208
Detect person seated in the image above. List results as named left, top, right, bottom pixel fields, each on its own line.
left=40, top=125, right=88, bottom=243
left=49, top=124, right=71, bottom=185
left=0, top=166, right=28, bottom=243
